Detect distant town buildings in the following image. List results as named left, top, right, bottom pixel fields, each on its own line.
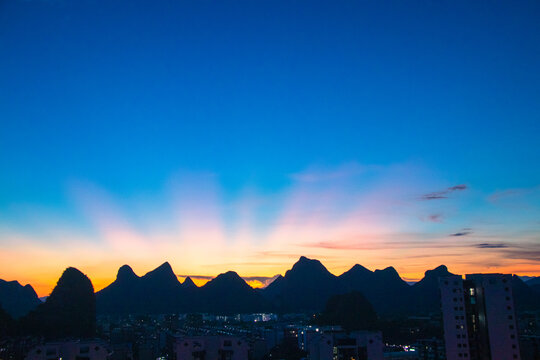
left=25, top=340, right=109, bottom=360
left=413, top=338, right=445, bottom=360
left=170, top=335, right=249, bottom=360
left=298, top=327, right=383, bottom=360
left=440, top=274, right=521, bottom=360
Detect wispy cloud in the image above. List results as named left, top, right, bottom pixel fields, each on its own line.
left=423, top=214, right=444, bottom=223
left=474, top=243, right=508, bottom=248
left=420, top=184, right=468, bottom=200
left=299, top=235, right=470, bottom=251
left=450, top=231, right=473, bottom=237
left=501, top=247, right=540, bottom=262
left=488, top=185, right=540, bottom=203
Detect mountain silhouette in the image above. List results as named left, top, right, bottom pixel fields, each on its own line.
left=117, top=264, right=138, bottom=282
left=19, top=267, right=96, bottom=339
left=511, top=275, right=540, bottom=311
left=75, top=258, right=540, bottom=316
left=142, top=262, right=179, bottom=286
left=262, top=256, right=348, bottom=313
left=97, top=262, right=185, bottom=314
left=198, top=271, right=266, bottom=314
left=263, top=275, right=284, bottom=295
left=95, top=265, right=143, bottom=314
left=525, top=276, right=540, bottom=294
left=339, top=264, right=410, bottom=315
left=0, top=279, right=41, bottom=318
left=3, top=257, right=538, bottom=333
left=181, top=276, right=197, bottom=289
left=138, top=262, right=184, bottom=312
left=408, top=265, right=453, bottom=314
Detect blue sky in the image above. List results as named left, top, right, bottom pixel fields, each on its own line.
left=1, top=0, right=539, bottom=294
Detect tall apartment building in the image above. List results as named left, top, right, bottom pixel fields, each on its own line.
left=440, top=274, right=521, bottom=360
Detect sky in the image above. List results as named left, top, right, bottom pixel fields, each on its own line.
left=1, top=0, right=539, bottom=296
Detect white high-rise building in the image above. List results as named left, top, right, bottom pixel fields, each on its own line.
left=440, top=274, right=521, bottom=360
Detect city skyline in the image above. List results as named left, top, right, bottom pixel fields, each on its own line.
left=1, top=0, right=540, bottom=297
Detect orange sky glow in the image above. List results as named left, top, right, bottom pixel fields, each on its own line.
left=1, top=165, right=539, bottom=297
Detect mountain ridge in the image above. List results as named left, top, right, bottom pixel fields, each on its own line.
left=0, top=279, right=41, bottom=318
left=19, top=267, right=96, bottom=339
left=7, top=257, right=540, bottom=316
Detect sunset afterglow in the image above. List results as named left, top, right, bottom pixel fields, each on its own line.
left=1, top=0, right=539, bottom=298
left=1, top=163, right=539, bottom=296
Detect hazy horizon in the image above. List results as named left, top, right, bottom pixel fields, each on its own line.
left=5, top=255, right=539, bottom=298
